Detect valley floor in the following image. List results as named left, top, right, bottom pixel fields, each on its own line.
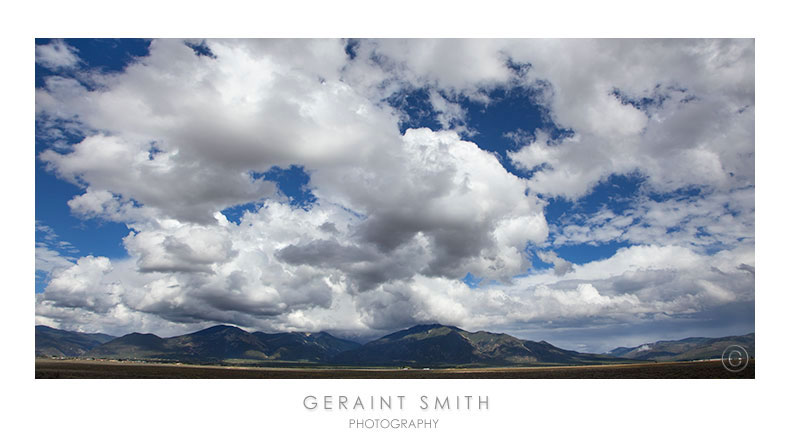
left=35, top=358, right=754, bottom=379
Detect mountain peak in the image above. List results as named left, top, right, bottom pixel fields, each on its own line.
left=188, top=324, right=247, bottom=336
left=406, top=323, right=461, bottom=332
left=331, top=323, right=603, bottom=367
left=117, top=332, right=162, bottom=341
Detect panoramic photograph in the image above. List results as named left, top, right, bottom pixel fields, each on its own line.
left=34, top=38, right=755, bottom=379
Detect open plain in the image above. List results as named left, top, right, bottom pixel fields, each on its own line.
left=35, top=358, right=754, bottom=379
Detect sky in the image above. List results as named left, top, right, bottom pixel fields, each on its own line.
left=34, top=38, right=755, bottom=352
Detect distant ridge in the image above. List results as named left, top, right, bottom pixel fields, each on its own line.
left=35, top=325, right=116, bottom=357
left=83, top=324, right=360, bottom=363
left=607, top=333, right=755, bottom=362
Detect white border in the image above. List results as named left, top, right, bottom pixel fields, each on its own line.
left=5, top=1, right=790, bottom=441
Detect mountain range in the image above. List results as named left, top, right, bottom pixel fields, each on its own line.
left=607, top=333, right=755, bottom=362
left=78, top=325, right=359, bottom=363
left=35, top=325, right=115, bottom=357
left=35, top=323, right=754, bottom=367
left=332, top=324, right=620, bottom=366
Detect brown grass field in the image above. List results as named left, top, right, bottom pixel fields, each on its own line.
left=35, top=358, right=754, bottom=379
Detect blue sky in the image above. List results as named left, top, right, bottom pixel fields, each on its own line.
left=35, top=39, right=151, bottom=290
left=34, top=39, right=755, bottom=351
left=36, top=40, right=644, bottom=287
left=35, top=40, right=647, bottom=269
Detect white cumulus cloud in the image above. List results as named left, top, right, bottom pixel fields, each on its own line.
left=34, top=39, right=754, bottom=344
